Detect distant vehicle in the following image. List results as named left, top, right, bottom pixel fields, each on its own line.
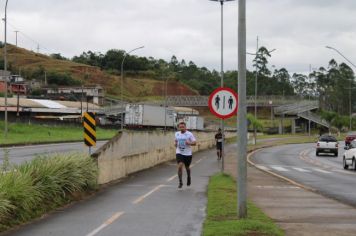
left=345, top=132, right=356, bottom=147
left=343, top=140, right=356, bottom=170
left=316, top=135, right=338, bottom=157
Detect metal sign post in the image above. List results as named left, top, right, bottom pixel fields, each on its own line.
left=237, top=0, right=247, bottom=219
left=208, top=87, right=238, bottom=172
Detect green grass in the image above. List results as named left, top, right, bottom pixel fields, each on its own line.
left=0, top=121, right=118, bottom=145
left=203, top=173, right=284, bottom=236
left=0, top=153, right=98, bottom=232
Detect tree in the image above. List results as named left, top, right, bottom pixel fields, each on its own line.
left=253, top=46, right=272, bottom=76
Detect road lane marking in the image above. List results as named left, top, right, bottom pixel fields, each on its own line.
left=313, top=168, right=332, bottom=174
left=256, top=165, right=270, bottom=171
left=86, top=211, right=124, bottom=236
left=255, top=185, right=300, bottom=189
left=271, top=166, right=288, bottom=172
left=133, top=185, right=165, bottom=204
left=292, top=167, right=311, bottom=173
left=166, top=175, right=177, bottom=182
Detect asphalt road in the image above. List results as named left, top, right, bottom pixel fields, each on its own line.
left=251, top=143, right=356, bottom=207
left=0, top=141, right=107, bottom=165
left=4, top=146, right=223, bottom=236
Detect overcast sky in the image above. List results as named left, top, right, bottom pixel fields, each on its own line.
left=3, top=0, right=356, bottom=74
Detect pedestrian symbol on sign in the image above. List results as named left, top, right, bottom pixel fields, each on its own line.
left=208, top=87, right=238, bottom=119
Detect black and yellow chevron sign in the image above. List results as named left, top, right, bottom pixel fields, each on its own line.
left=83, top=112, right=96, bottom=147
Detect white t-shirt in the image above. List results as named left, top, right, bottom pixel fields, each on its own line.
left=175, top=131, right=196, bottom=156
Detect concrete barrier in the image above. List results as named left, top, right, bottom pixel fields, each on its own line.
left=92, top=130, right=236, bottom=184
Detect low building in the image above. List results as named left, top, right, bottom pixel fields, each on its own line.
left=44, top=85, right=104, bottom=105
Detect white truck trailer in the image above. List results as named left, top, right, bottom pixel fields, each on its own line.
left=125, top=104, right=176, bottom=128
left=182, top=116, right=204, bottom=130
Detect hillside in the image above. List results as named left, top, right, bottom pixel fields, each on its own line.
left=0, top=45, right=198, bottom=101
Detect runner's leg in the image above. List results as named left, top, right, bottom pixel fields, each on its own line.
left=185, top=156, right=192, bottom=186
left=178, top=162, right=184, bottom=188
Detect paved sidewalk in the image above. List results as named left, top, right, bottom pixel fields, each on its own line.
left=224, top=144, right=356, bottom=236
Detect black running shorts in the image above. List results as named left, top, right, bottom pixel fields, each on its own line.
left=176, top=154, right=192, bottom=167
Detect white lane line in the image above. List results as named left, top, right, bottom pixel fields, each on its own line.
left=166, top=175, right=177, bottom=182
left=195, top=158, right=203, bottom=164
left=255, top=185, right=300, bottom=189
left=270, top=166, right=289, bottom=172
left=86, top=211, right=125, bottom=236
left=256, top=165, right=270, bottom=171
left=292, top=167, right=311, bottom=173
left=132, top=185, right=165, bottom=204
left=313, top=168, right=332, bottom=174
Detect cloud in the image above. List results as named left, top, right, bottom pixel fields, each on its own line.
left=2, top=0, right=356, bottom=74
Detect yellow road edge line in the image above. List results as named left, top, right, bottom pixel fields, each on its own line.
left=86, top=211, right=124, bottom=236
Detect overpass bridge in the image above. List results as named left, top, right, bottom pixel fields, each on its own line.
left=165, top=95, right=311, bottom=107
left=102, top=96, right=329, bottom=134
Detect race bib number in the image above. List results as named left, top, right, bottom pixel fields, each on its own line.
left=178, top=139, right=186, bottom=151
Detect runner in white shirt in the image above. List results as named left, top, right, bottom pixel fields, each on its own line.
left=175, top=121, right=197, bottom=189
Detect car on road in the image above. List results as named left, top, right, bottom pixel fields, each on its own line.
left=345, top=132, right=356, bottom=148
left=316, top=135, right=338, bottom=157
left=343, top=140, right=356, bottom=170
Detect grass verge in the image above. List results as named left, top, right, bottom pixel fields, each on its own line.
left=0, top=153, right=98, bottom=232
left=0, top=121, right=118, bottom=145
left=203, top=173, right=284, bottom=236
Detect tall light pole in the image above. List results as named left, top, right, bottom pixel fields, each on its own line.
left=326, top=46, right=356, bottom=130
left=4, top=0, right=9, bottom=138
left=209, top=0, right=235, bottom=172
left=237, top=0, right=247, bottom=219
left=248, top=45, right=276, bottom=144
left=253, top=36, right=259, bottom=145
left=120, top=46, right=144, bottom=130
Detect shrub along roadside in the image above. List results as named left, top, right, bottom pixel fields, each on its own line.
left=203, top=173, right=284, bottom=236
left=0, top=153, right=98, bottom=232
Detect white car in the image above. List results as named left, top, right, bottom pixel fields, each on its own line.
left=316, top=135, right=338, bottom=157
left=343, top=140, right=356, bottom=170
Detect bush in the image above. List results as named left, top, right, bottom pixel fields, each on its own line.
left=0, top=153, right=98, bottom=231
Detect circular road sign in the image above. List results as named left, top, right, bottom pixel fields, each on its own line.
left=208, top=87, right=238, bottom=119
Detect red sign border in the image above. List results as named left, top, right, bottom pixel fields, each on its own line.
left=208, top=87, right=238, bottom=119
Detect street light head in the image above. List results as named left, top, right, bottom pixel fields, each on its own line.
left=326, top=46, right=332, bottom=49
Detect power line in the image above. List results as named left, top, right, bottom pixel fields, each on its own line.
left=6, top=20, right=53, bottom=53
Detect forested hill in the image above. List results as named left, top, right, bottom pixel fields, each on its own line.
left=1, top=43, right=355, bottom=116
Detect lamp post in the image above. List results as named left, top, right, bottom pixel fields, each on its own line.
left=326, top=46, right=356, bottom=131
left=247, top=44, right=276, bottom=144
left=4, top=0, right=9, bottom=138
left=237, top=0, right=247, bottom=219
left=209, top=0, right=235, bottom=172
left=120, top=46, right=144, bottom=130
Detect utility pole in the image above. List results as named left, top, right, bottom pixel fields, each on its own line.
left=4, top=0, right=9, bottom=138
left=254, top=36, right=259, bottom=145
left=237, top=0, right=247, bottom=219
left=37, top=44, right=40, bottom=53
left=14, top=30, right=18, bottom=46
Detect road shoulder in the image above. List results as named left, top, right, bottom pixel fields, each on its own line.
left=225, top=144, right=356, bottom=236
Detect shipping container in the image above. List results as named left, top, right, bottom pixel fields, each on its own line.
left=125, top=104, right=176, bottom=128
